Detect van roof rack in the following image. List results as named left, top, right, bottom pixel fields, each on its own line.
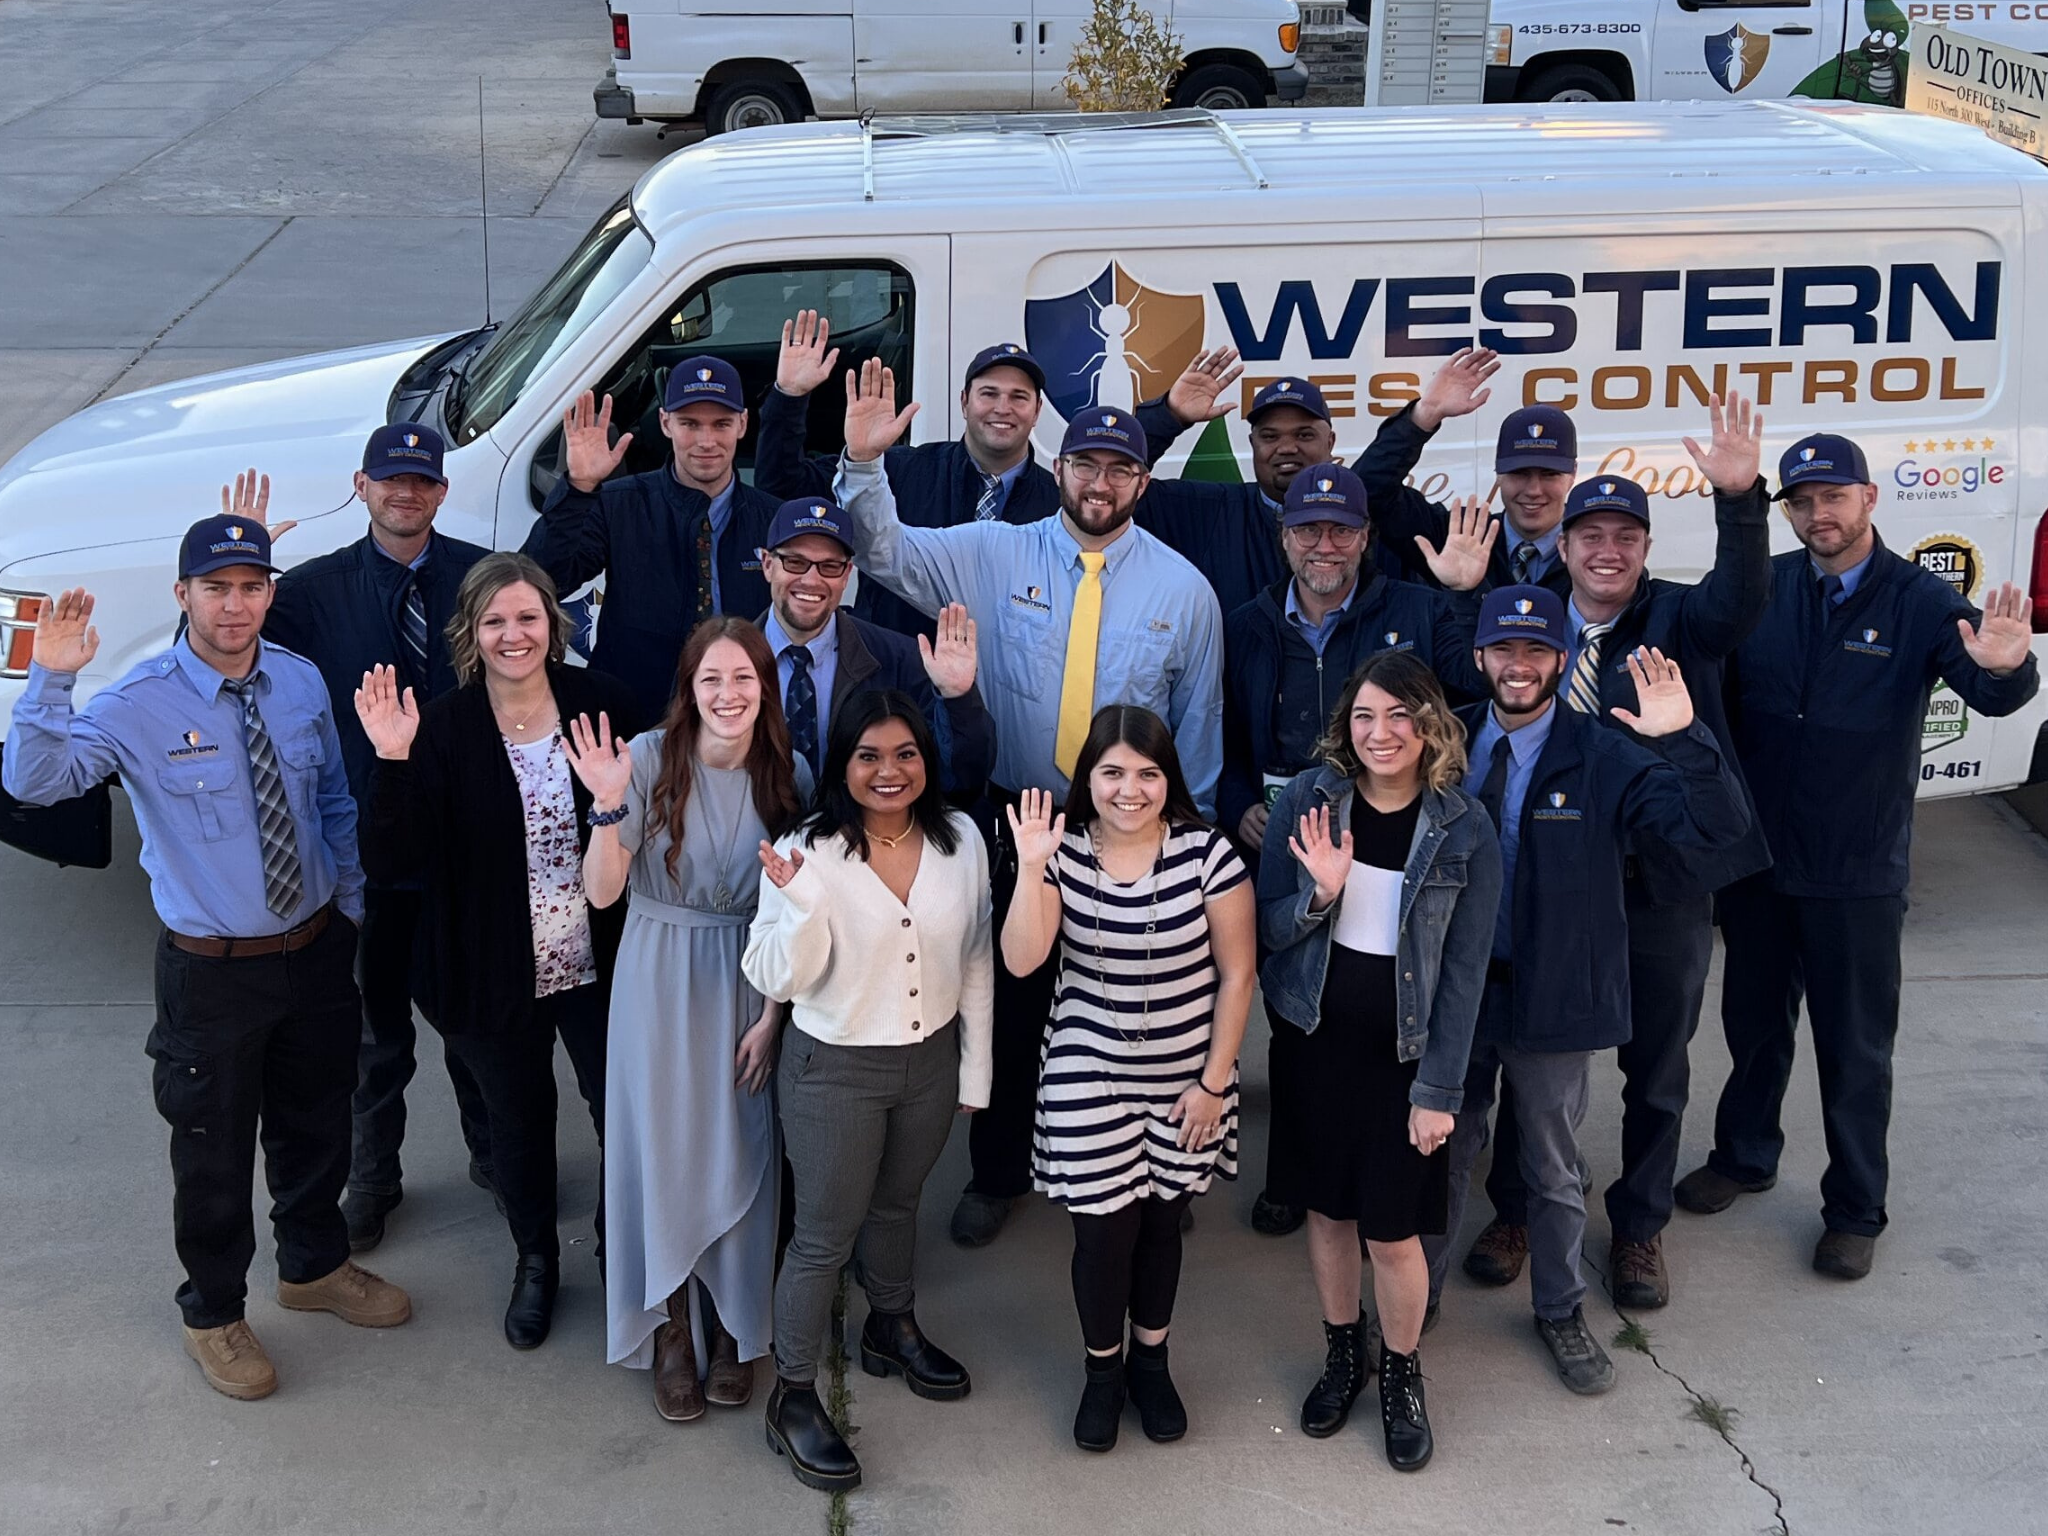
left=855, top=107, right=1267, bottom=200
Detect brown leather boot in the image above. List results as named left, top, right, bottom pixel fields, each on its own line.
left=183, top=1320, right=278, bottom=1401
left=653, top=1286, right=706, bottom=1423
left=701, top=1292, right=754, bottom=1407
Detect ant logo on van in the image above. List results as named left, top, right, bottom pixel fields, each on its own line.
left=1025, top=260, right=1205, bottom=420
left=1705, top=25, right=1772, bottom=94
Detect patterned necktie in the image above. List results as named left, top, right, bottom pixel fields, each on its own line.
left=1477, top=735, right=1512, bottom=834
left=1511, top=541, right=1539, bottom=585
left=976, top=471, right=1004, bottom=522
left=1568, top=622, right=1612, bottom=715
left=694, top=513, right=716, bottom=620
left=222, top=677, right=304, bottom=921
left=1055, top=551, right=1107, bottom=779
left=401, top=573, right=430, bottom=683
left=784, top=645, right=820, bottom=780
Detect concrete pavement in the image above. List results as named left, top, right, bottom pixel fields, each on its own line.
left=4, top=3, right=2047, bottom=1532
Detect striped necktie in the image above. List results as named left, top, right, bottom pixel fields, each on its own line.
left=1511, top=541, right=1539, bottom=585
left=975, top=470, right=1004, bottom=522
left=222, top=677, right=305, bottom=921
left=1568, top=622, right=1611, bottom=715
left=401, top=573, right=430, bottom=682
left=694, top=514, right=715, bottom=619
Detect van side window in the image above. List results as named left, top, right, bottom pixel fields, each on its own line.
left=530, top=263, right=915, bottom=508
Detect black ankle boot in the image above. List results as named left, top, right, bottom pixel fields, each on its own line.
left=1300, top=1319, right=1367, bottom=1438
left=860, top=1308, right=971, bottom=1401
left=1378, top=1345, right=1434, bottom=1472
left=503, top=1254, right=558, bottom=1350
left=765, top=1377, right=862, bottom=1492
left=1124, top=1337, right=1187, bottom=1443
left=1073, top=1352, right=1126, bottom=1452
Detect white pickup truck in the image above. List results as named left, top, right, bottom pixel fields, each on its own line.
left=1482, top=0, right=2046, bottom=104
left=594, top=0, right=1308, bottom=135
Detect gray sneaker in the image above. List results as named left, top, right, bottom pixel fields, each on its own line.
left=1535, top=1306, right=1615, bottom=1395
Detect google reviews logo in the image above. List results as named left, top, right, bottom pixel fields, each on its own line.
left=1893, top=457, right=2007, bottom=500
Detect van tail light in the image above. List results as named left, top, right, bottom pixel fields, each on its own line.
left=0, top=591, right=50, bottom=678
left=1279, top=21, right=1299, bottom=53
left=611, top=13, right=631, bottom=57
left=2030, top=509, right=2048, bottom=632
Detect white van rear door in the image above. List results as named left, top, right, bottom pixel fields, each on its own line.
left=1652, top=0, right=1828, bottom=99
left=853, top=0, right=1034, bottom=111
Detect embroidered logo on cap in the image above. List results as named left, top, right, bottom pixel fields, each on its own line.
left=1601, top=481, right=1616, bottom=495
left=1318, top=478, right=1333, bottom=492
left=226, top=525, right=245, bottom=541
left=1384, top=632, right=1399, bottom=645
left=1528, top=424, right=1545, bottom=439
left=697, top=368, right=713, bottom=382
left=1277, top=380, right=1293, bottom=392
left=1802, top=447, right=1817, bottom=462
left=1515, top=599, right=1534, bottom=615
left=402, top=432, right=419, bottom=448
left=1101, top=414, right=1117, bottom=427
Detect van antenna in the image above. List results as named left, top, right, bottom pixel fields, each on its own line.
left=477, top=75, right=494, bottom=324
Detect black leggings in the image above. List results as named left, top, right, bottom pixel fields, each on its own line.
left=1069, top=1192, right=1192, bottom=1353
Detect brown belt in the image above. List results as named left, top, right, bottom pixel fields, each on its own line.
left=169, top=904, right=332, bottom=959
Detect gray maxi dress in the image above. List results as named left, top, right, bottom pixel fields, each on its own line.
left=604, top=733, right=804, bottom=1370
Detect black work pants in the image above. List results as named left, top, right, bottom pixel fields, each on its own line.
left=966, top=799, right=1059, bottom=1201
left=349, top=885, right=492, bottom=1197
left=1069, top=1192, right=1193, bottom=1352
left=442, top=982, right=608, bottom=1261
left=1709, top=874, right=1906, bottom=1238
left=147, top=914, right=360, bottom=1330
left=1486, top=885, right=1715, bottom=1242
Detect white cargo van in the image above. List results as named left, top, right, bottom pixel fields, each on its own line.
left=1483, top=0, right=2047, bottom=104
left=3, top=101, right=2045, bottom=865
left=594, top=0, right=1308, bottom=134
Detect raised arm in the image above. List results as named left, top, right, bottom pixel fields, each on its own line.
left=312, top=702, right=364, bottom=922
left=998, top=789, right=1067, bottom=977
left=753, top=310, right=842, bottom=501
left=1675, top=392, right=1774, bottom=659
left=740, top=838, right=835, bottom=1001
left=1935, top=580, right=2040, bottom=716
left=520, top=391, right=629, bottom=593
left=3, top=589, right=122, bottom=805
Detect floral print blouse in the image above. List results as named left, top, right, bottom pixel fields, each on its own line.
left=504, top=733, right=596, bottom=998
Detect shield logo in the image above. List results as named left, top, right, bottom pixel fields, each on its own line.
left=1318, top=478, right=1333, bottom=492
left=1004, top=344, right=1019, bottom=354
left=1027, top=586, right=1042, bottom=601
left=1549, top=792, right=1566, bottom=808
left=1384, top=632, right=1399, bottom=646
left=1528, top=424, right=1544, bottom=439
left=697, top=367, right=713, bottom=381
left=1705, top=24, right=1772, bottom=94
left=1515, top=598, right=1533, bottom=615
left=1801, top=446, right=1817, bottom=462
left=1277, top=380, right=1293, bottom=392
left=183, top=729, right=201, bottom=747
left=402, top=432, right=419, bottom=448
left=1863, top=628, right=1879, bottom=643
left=226, top=525, right=244, bottom=540
left=1101, top=413, right=1117, bottom=427
left=1601, top=481, right=1615, bottom=495
left=812, top=505, right=828, bottom=516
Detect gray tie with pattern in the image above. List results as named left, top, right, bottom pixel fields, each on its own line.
left=222, top=677, right=305, bottom=921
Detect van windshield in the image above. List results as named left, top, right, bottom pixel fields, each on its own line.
left=450, top=198, right=652, bottom=443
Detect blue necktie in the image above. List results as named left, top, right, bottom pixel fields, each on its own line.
left=784, top=645, right=820, bottom=779
left=1817, top=572, right=1844, bottom=621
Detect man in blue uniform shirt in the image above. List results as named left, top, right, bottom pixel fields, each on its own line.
left=1677, top=433, right=2039, bottom=1281
left=1431, top=585, right=1750, bottom=1394
left=263, top=424, right=497, bottom=1251
left=523, top=355, right=778, bottom=719
left=6, top=517, right=412, bottom=1401
left=832, top=358, right=1224, bottom=1248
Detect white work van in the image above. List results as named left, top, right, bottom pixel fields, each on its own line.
left=1483, top=1, right=2047, bottom=104
left=593, top=0, right=1308, bottom=134
left=2, top=101, right=2045, bottom=866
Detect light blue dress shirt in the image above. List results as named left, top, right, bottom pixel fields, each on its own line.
left=1462, top=699, right=1557, bottom=959
left=1812, top=547, right=1875, bottom=604
left=6, top=638, right=364, bottom=936
left=1283, top=578, right=1358, bottom=659
left=764, top=608, right=843, bottom=747
left=1508, top=523, right=1561, bottom=583
left=834, top=454, right=1224, bottom=815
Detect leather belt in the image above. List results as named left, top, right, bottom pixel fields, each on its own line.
left=169, top=904, right=332, bottom=959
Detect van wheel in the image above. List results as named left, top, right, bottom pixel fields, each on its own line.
left=704, top=79, right=803, bottom=136
left=1171, top=63, right=1267, bottom=111
left=1517, top=63, right=1626, bottom=103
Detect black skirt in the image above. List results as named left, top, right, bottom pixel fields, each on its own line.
left=1269, top=943, right=1451, bottom=1242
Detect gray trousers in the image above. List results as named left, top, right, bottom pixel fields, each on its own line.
left=1425, top=985, right=1593, bottom=1321
left=774, top=1021, right=961, bottom=1383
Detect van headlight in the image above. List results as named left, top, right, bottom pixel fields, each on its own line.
left=1488, top=23, right=1514, bottom=66
left=0, top=590, right=51, bottom=678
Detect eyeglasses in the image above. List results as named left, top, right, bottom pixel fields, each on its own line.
left=765, top=551, right=852, bottom=579
left=1284, top=521, right=1366, bottom=547
left=1062, top=458, right=1142, bottom=488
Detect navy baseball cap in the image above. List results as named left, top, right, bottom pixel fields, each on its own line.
left=180, top=514, right=281, bottom=580
left=1059, top=407, right=1149, bottom=465
left=1248, top=377, right=1331, bottom=423
left=1494, top=406, right=1577, bottom=473
left=362, top=422, right=446, bottom=485
left=1281, top=462, right=1367, bottom=529
left=1473, top=584, right=1569, bottom=651
left=1775, top=433, right=1870, bottom=498
left=663, top=355, right=746, bottom=413
left=1562, top=474, right=1651, bottom=529
left=964, top=343, right=1046, bottom=392
left=763, top=497, right=854, bottom=556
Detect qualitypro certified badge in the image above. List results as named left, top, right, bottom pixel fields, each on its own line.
left=1912, top=532, right=1984, bottom=755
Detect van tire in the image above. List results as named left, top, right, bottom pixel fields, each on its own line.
left=703, top=78, right=804, bottom=136
left=1517, top=62, right=1627, bottom=103
left=1171, top=63, right=1267, bottom=111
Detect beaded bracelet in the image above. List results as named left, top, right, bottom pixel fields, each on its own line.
left=588, top=802, right=629, bottom=828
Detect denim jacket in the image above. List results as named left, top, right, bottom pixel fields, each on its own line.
left=1256, top=767, right=1503, bottom=1114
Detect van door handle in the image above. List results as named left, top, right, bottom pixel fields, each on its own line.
left=1015, top=21, right=1024, bottom=44
left=1774, top=25, right=1814, bottom=34
left=1039, top=22, right=1049, bottom=45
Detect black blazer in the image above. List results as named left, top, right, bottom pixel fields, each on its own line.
left=362, top=663, right=643, bottom=1036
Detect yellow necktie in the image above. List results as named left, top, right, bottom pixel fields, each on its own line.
left=1055, top=551, right=1107, bottom=779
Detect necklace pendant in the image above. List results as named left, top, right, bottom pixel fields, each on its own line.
left=712, top=880, right=733, bottom=912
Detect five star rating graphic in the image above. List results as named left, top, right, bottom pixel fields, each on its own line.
left=1902, top=438, right=1994, bottom=452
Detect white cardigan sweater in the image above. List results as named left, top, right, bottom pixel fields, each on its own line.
left=741, top=811, right=996, bottom=1108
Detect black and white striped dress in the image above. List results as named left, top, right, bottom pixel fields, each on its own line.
left=1032, top=821, right=1248, bottom=1216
